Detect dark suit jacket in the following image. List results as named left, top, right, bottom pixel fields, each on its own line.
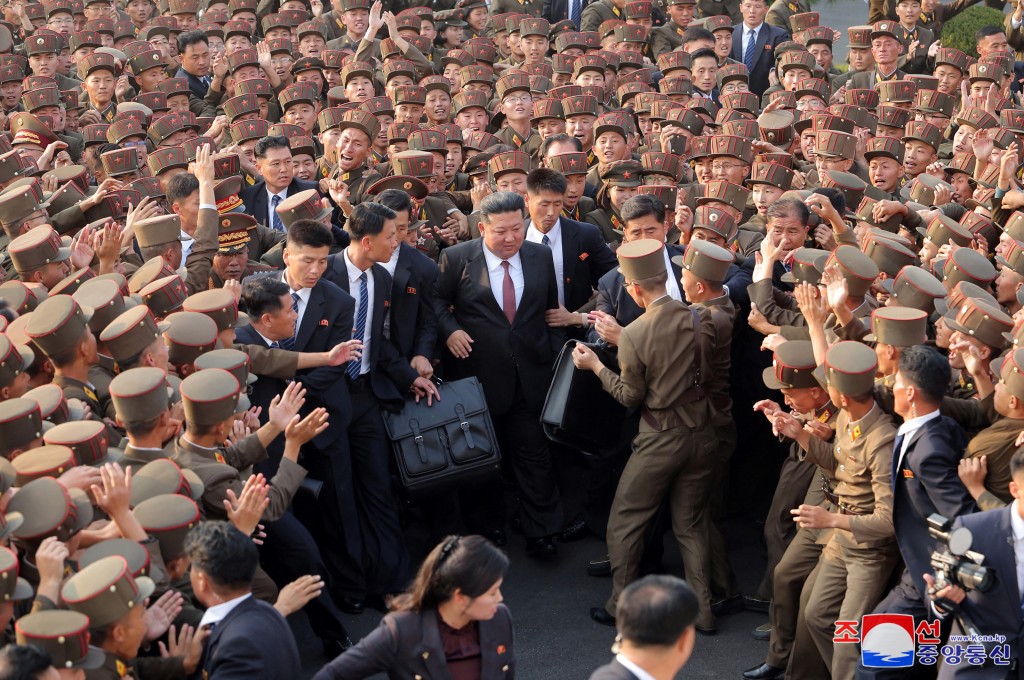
left=321, top=256, right=419, bottom=412
left=435, top=239, right=564, bottom=415
left=542, top=0, right=590, bottom=23
left=730, top=23, right=790, bottom=97
left=946, top=507, right=1024, bottom=680
left=589, top=659, right=641, bottom=680
left=387, top=243, right=440, bottom=361
left=239, top=177, right=320, bottom=231
left=549, top=217, right=618, bottom=313
left=892, top=414, right=977, bottom=600
left=201, top=596, right=300, bottom=680
left=233, top=324, right=289, bottom=476
left=313, top=605, right=515, bottom=680
left=174, top=67, right=209, bottom=100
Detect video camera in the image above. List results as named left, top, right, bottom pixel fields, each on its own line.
left=928, top=513, right=992, bottom=594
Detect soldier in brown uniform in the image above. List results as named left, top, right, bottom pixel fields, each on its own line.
left=772, top=341, right=900, bottom=680
left=494, top=72, right=544, bottom=168
left=573, top=239, right=719, bottom=633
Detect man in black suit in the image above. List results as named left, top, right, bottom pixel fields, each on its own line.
left=853, top=346, right=977, bottom=680
left=524, top=168, right=617, bottom=342
left=321, top=203, right=438, bottom=600
left=589, top=575, right=699, bottom=680
left=186, top=521, right=300, bottom=678
left=730, top=0, right=790, bottom=97
left=543, top=0, right=589, bottom=25
left=436, top=191, right=566, bottom=557
left=174, top=29, right=213, bottom=99
left=239, top=135, right=321, bottom=234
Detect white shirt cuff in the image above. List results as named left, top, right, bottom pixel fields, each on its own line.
left=199, top=204, right=217, bottom=211
left=1013, top=16, right=1023, bottom=29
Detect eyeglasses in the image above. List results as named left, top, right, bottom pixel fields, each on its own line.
left=123, top=141, right=147, bottom=148
left=711, top=162, right=745, bottom=172
left=502, top=94, right=533, bottom=105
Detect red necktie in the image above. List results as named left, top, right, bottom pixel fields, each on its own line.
left=501, top=260, right=516, bottom=325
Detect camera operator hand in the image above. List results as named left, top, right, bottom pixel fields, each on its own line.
left=923, top=572, right=967, bottom=610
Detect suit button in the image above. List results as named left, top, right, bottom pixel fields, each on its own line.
left=502, top=665, right=509, bottom=672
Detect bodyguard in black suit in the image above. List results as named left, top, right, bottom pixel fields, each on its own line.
left=322, top=203, right=439, bottom=599
left=730, top=0, right=790, bottom=97
left=187, top=522, right=301, bottom=678
left=525, top=168, right=617, bottom=341
left=542, top=0, right=590, bottom=24
left=238, top=136, right=322, bottom=232
left=436, top=191, right=566, bottom=557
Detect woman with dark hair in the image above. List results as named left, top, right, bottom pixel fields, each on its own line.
left=313, top=535, right=514, bottom=680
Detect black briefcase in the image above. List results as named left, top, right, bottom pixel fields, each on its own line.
left=382, top=377, right=501, bottom=498
left=541, top=340, right=626, bottom=452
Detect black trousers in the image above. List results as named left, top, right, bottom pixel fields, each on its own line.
left=259, top=510, right=350, bottom=643
left=348, top=380, right=411, bottom=595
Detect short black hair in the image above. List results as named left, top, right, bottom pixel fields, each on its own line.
left=243, top=276, right=290, bottom=320
left=254, top=135, right=291, bottom=159
left=0, top=644, right=53, bottom=680
left=286, top=218, right=333, bottom=250
left=617, top=575, right=699, bottom=647
left=177, top=29, right=208, bottom=54
left=811, top=187, right=845, bottom=216
left=1011, top=447, right=1024, bottom=479
left=347, top=202, right=396, bottom=240
left=898, top=345, right=951, bottom=402
left=621, top=194, right=665, bottom=225
left=690, top=48, right=718, bottom=63
left=184, top=521, right=259, bottom=591
left=374, top=188, right=413, bottom=217
left=976, top=25, right=1006, bottom=44
left=527, top=168, right=568, bottom=196
left=479, top=191, right=525, bottom=222
left=766, top=198, right=810, bottom=225
left=539, top=133, right=582, bottom=158
left=166, top=173, right=199, bottom=204
left=681, top=27, right=715, bottom=45
left=96, top=142, right=120, bottom=156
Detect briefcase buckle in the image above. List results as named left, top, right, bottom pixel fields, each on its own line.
left=410, top=419, right=428, bottom=464
left=455, top=404, right=476, bottom=449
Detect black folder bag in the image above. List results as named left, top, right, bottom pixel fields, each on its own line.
left=382, top=377, right=501, bottom=498
left=541, top=340, right=626, bottom=452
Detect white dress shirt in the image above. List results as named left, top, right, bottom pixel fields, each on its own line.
left=482, top=242, right=524, bottom=313
left=615, top=654, right=656, bottom=680
left=283, top=272, right=313, bottom=333
left=380, top=247, right=400, bottom=339
left=664, top=248, right=682, bottom=302
left=895, top=409, right=941, bottom=474
left=743, top=22, right=763, bottom=57
left=267, top=188, right=288, bottom=230
left=198, top=593, right=251, bottom=630
left=1008, top=500, right=1024, bottom=605
left=527, top=220, right=564, bottom=306
left=343, top=248, right=374, bottom=376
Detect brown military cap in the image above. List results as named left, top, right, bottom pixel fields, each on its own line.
left=11, top=444, right=76, bottom=486
left=955, top=106, right=998, bottom=131
left=861, top=231, right=917, bottom=277
left=778, top=50, right=816, bottom=76
left=25, top=33, right=63, bottom=56
left=25, top=295, right=92, bottom=359
left=697, top=180, right=750, bottom=208
left=661, top=108, right=705, bottom=136
left=108, top=366, right=170, bottom=425
left=639, top=152, right=683, bottom=182
left=278, top=82, right=317, bottom=111
left=874, top=80, right=916, bottom=105
left=179, top=367, right=240, bottom=426
left=140, top=275, right=187, bottom=318
left=823, top=341, right=877, bottom=396
left=903, top=173, right=954, bottom=205
left=9, top=476, right=92, bottom=542
left=162, top=311, right=218, bottom=367
left=182, top=289, right=249, bottom=331
left=703, top=15, right=731, bottom=32
left=882, top=265, right=946, bottom=314
left=9, top=112, right=60, bottom=149
left=763, top=340, right=820, bottom=390
left=935, top=47, right=969, bottom=74
left=73, top=278, right=131, bottom=335
left=9, top=226, right=70, bottom=274
left=969, top=62, right=999, bottom=84
left=915, top=89, right=956, bottom=118
left=797, top=26, right=833, bottom=47
left=795, top=79, right=830, bottom=103
left=875, top=105, right=911, bottom=131
left=918, top=213, right=974, bottom=247
left=409, top=128, right=446, bottom=154
left=495, top=72, right=531, bottom=101
left=133, top=494, right=200, bottom=560
left=673, top=239, right=732, bottom=284
left=276, top=189, right=331, bottom=229
left=903, top=120, right=942, bottom=151
left=100, top=148, right=142, bottom=178
left=488, top=150, right=530, bottom=179
left=824, top=245, right=879, bottom=297
left=846, top=25, right=872, bottom=48
left=44, top=420, right=109, bottom=466
left=130, top=459, right=204, bottom=507
left=599, top=159, right=643, bottom=188
left=147, top=112, right=187, bottom=146
left=944, top=296, right=1010, bottom=350
left=863, top=306, right=927, bottom=346
left=49, top=268, right=95, bottom=298
left=105, top=119, right=146, bottom=146
left=746, top=161, right=794, bottom=191
left=452, top=90, right=489, bottom=115
left=993, top=348, right=1024, bottom=400
left=942, top=247, right=996, bottom=291
left=547, top=152, right=589, bottom=177
left=532, top=99, right=564, bottom=123
left=391, top=150, right=434, bottom=178
left=16, top=611, right=104, bottom=670
left=0, top=398, right=42, bottom=453
left=617, top=239, right=665, bottom=280
left=707, top=135, right=753, bottom=164
left=134, top=215, right=185, bottom=249
left=222, top=94, right=259, bottom=123
left=77, top=538, right=151, bottom=581
left=62, top=556, right=155, bottom=628
left=852, top=197, right=902, bottom=233
left=562, top=95, right=599, bottom=119
left=0, top=334, right=33, bottom=390
left=392, top=85, right=427, bottom=106
left=0, top=547, right=31, bottom=602
left=863, top=136, right=905, bottom=164
left=147, top=147, right=188, bottom=176
left=691, top=206, right=736, bottom=242
left=820, top=170, right=867, bottom=213
left=720, top=92, right=760, bottom=117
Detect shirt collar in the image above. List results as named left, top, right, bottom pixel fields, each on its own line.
left=896, top=409, right=940, bottom=437
left=528, top=219, right=561, bottom=245
left=343, top=247, right=370, bottom=285
left=744, top=22, right=764, bottom=34
left=482, top=241, right=522, bottom=272
left=198, top=593, right=251, bottom=630
left=615, top=654, right=657, bottom=680
left=267, top=186, right=287, bottom=201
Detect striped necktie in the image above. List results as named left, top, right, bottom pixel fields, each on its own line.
left=743, top=29, right=756, bottom=72
left=279, top=293, right=300, bottom=350
left=569, top=0, right=581, bottom=29
left=271, top=194, right=285, bottom=233
left=348, top=272, right=368, bottom=381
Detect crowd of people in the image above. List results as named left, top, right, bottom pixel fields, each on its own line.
left=0, top=0, right=1016, bottom=676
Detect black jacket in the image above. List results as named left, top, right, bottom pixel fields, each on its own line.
left=239, top=177, right=320, bottom=231
left=174, top=67, right=209, bottom=100
left=542, top=0, right=590, bottom=22
left=200, top=596, right=300, bottom=680
left=589, top=659, right=641, bottom=680
left=547, top=217, right=618, bottom=313
left=387, top=243, right=440, bottom=361
left=730, top=23, right=791, bottom=97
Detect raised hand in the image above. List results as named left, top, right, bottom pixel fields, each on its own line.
left=144, top=590, right=184, bottom=643
left=268, top=381, right=307, bottom=431
left=325, top=339, right=363, bottom=366
left=285, top=407, right=329, bottom=447
left=274, top=575, right=324, bottom=617
left=224, top=473, right=270, bottom=536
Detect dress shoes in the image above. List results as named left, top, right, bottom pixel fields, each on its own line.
left=743, top=595, right=771, bottom=613
left=589, top=607, right=616, bottom=626
left=322, top=637, right=354, bottom=658
left=525, top=536, right=557, bottom=558
left=558, top=518, right=589, bottom=543
left=483, top=529, right=507, bottom=547
left=711, top=594, right=744, bottom=616
left=751, top=623, right=771, bottom=641
left=696, top=623, right=718, bottom=636
left=587, top=556, right=611, bottom=577
left=742, top=663, right=784, bottom=680
left=336, top=596, right=364, bottom=615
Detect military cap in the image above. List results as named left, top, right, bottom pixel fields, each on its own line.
left=872, top=106, right=910, bottom=131
left=754, top=110, right=793, bottom=145
left=821, top=341, right=876, bottom=396
left=139, top=275, right=187, bottom=318
left=933, top=47, right=969, bottom=74
left=762, top=340, right=819, bottom=390
left=942, top=247, right=996, bottom=291
left=78, top=539, right=152, bottom=583
left=903, top=173, right=954, bottom=205
left=386, top=123, right=416, bottom=144
left=72, top=278, right=129, bottom=335
left=392, top=85, right=427, bottom=106
left=162, top=311, right=218, bottom=367
left=823, top=245, right=879, bottom=297
left=660, top=108, right=704, bottom=137
left=367, top=175, right=429, bottom=200
left=992, top=348, right=1024, bottom=400
left=639, top=152, right=683, bottom=182
left=495, top=72, right=531, bottom=101
left=145, top=147, right=187, bottom=177
left=194, top=349, right=255, bottom=390
left=746, top=161, right=794, bottom=191
left=24, top=380, right=81, bottom=425
left=409, top=129, right=446, bottom=154
left=358, top=98, right=395, bottom=122
left=0, top=65, right=22, bottom=86
left=44, top=421, right=110, bottom=467
left=62, top=555, right=155, bottom=628
left=9, top=442, right=74, bottom=486
left=9, top=476, right=92, bottom=542
left=9, top=112, right=59, bottom=149
left=16, top=610, right=104, bottom=670
left=107, top=367, right=170, bottom=427
left=220, top=93, right=259, bottom=123
left=20, top=87, right=62, bottom=114
left=720, top=92, right=760, bottom=117
left=276, top=189, right=331, bottom=229
left=488, top=150, right=530, bottom=180
left=873, top=80, right=915, bottom=106
left=278, top=82, right=317, bottom=111
left=381, top=60, right=416, bottom=84
left=25, top=295, right=93, bottom=360
left=861, top=306, right=927, bottom=347
left=182, top=289, right=249, bottom=331
left=0, top=282, right=38, bottom=316
left=98, top=148, right=141, bottom=178
left=812, top=130, right=856, bottom=161
left=797, top=26, right=834, bottom=47
left=0, top=547, right=30, bottom=603
left=705, top=135, right=752, bottom=164
left=519, top=17, right=550, bottom=38
left=623, top=0, right=652, bottom=17
left=716, top=108, right=753, bottom=128
left=955, top=106, right=998, bottom=131
left=809, top=113, right=855, bottom=136
left=0, top=398, right=42, bottom=453
left=850, top=196, right=901, bottom=233
left=861, top=231, right=917, bottom=277
left=917, top=212, right=971, bottom=247
left=572, top=55, right=606, bottom=79
left=561, top=95, right=599, bottom=119
left=1000, top=109, right=1024, bottom=134
left=25, top=33, right=63, bottom=56
left=461, top=65, right=494, bottom=87
left=132, top=215, right=183, bottom=250
left=49, top=268, right=96, bottom=299
left=700, top=14, right=730, bottom=32
left=637, top=185, right=678, bottom=212
left=818, top=170, right=866, bottom=214
left=158, top=78, right=191, bottom=101
left=777, top=50, right=816, bottom=76
left=961, top=212, right=998, bottom=250
left=661, top=77, right=695, bottom=100
left=656, top=51, right=692, bottom=77
left=452, top=90, right=489, bottom=116
left=8, top=226, right=70, bottom=275
left=968, top=62, right=999, bottom=84
left=132, top=494, right=200, bottom=560
left=944, top=296, right=1010, bottom=350
left=942, top=280, right=998, bottom=315
left=784, top=10, right=817, bottom=32
left=691, top=205, right=736, bottom=241
left=614, top=24, right=649, bottom=46
left=697, top=180, right=750, bottom=208
left=913, top=89, right=955, bottom=118
left=863, top=136, right=904, bottom=164
left=673, top=238, right=732, bottom=284
left=883, top=265, right=947, bottom=314
left=794, top=79, right=830, bottom=103
left=546, top=152, right=589, bottom=177
left=0, top=335, right=32, bottom=390
left=599, top=159, right=643, bottom=188
left=997, top=236, right=1024, bottom=277
left=82, top=125, right=111, bottom=150
left=617, top=239, right=665, bottom=280
left=0, top=186, right=46, bottom=232
left=179, top=367, right=241, bottom=426
left=464, top=42, right=498, bottom=64
left=902, top=120, right=942, bottom=152
left=104, top=119, right=145, bottom=147
left=866, top=19, right=900, bottom=41
left=147, top=112, right=187, bottom=146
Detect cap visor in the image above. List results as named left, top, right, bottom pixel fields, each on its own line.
left=863, top=333, right=878, bottom=343
left=761, top=366, right=788, bottom=390
left=54, top=247, right=72, bottom=262
left=16, top=345, right=34, bottom=371
left=182, top=468, right=205, bottom=500
left=76, top=646, right=106, bottom=670
left=11, top=577, right=32, bottom=601
left=156, top=320, right=171, bottom=333
left=135, top=575, right=156, bottom=603
left=880, top=278, right=894, bottom=294
left=1, top=511, right=23, bottom=538
left=812, top=364, right=827, bottom=389
left=68, top=488, right=94, bottom=532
